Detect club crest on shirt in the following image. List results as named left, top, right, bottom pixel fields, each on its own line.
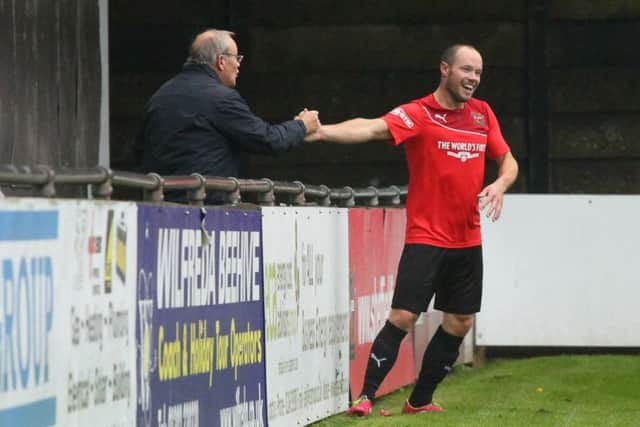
left=471, top=112, right=486, bottom=127
left=390, top=107, right=414, bottom=128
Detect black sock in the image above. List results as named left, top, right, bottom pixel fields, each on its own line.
left=360, top=320, right=407, bottom=400
left=409, top=325, right=463, bottom=407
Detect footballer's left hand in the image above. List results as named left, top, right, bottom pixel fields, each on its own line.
left=478, top=181, right=507, bottom=222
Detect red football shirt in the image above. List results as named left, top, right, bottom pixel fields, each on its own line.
left=382, top=94, right=510, bottom=248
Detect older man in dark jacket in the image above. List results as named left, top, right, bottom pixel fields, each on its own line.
left=134, top=28, right=319, bottom=203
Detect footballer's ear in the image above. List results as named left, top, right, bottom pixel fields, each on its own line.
left=440, top=61, right=450, bottom=76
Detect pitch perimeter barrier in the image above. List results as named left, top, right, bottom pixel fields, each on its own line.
left=348, top=208, right=417, bottom=399
left=0, top=166, right=406, bottom=208
left=136, top=205, right=267, bottom=427
left=262, top=207, right=350, bottom=426
left=0, top=194, right=457, bottom=426
left=479, top=195, right=640, bottom=348
left=0, top=198, right=137, bottom=426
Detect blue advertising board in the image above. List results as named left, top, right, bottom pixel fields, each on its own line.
left=136, top=205, right=266, bottom=427
left=0, top=210, right=58, bottom=427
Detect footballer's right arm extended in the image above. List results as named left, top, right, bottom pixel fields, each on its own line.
left=306, top=118, right=392, bottom=144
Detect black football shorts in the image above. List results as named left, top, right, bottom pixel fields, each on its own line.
left=391, top=243, right=483, bottom=314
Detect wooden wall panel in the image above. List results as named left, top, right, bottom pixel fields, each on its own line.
left=549, top=22, right=640, bottom=66
left=249, top=24, right=525, bottom=73
left=484, top=160, right=527, bottom=193
left=109, top=0, right=219, bottom=25
left=0, top=0, right=17, bottom=162
left=247, top=159, right=408, bottom=188
left=242, top=68, right=525, bottom=122
left=108, top=0, right=231, bottom=73
left=249, top=0, right=526, bottom=26
left=77, top=0, right=101, bottom=167
left=0, top=0, right=101, bottom=171
left=551, top=68, right=640, bottom=113
left=250, top=141, right=405, bottom=167
left=547, top=14, right=640, bottom=194
left=550, top=1, right=640, bottom=19
left=109, top=23, right=198, bottom=73
left=57, top=0, right=79, bottom=166
left=110, top=117, right=140, bottom=169
left=500, top=116, right=527, bottom=159
left=552, top=160, right=640, bottom=193
left=110, top=72, right=169, bottom=118
left=552, top=114, right=640, bottom=159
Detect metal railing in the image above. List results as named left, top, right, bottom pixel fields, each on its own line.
left=0, top=165, right=406, bottom=207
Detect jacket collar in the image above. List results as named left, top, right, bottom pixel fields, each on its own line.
left=182, top=62, right=222, bottom=83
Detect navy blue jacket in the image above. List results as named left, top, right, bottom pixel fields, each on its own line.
left=134, top=63, right=306, bottom=181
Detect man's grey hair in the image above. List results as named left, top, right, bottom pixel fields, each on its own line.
left=185, top=29, right=235, bottom=65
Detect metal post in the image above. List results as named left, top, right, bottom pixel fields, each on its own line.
left=145, top=173, right=165, bottom=202
left=33, top=165, right=56, bottom=197
left=257, top=178, right=275, bottom=206
left=527, top=0, right=551, bottom=193
left=187, top=173, right=206, bottom=206
left=92, top=166, right=113, bottom=199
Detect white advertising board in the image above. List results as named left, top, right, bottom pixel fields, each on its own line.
left=478, top=195, right=640, bottom=347
left=60, top=201, right=137, bottom=425
left=262, top=207, right=350, bottom=427
left=0, top=198, right=137, bottom=426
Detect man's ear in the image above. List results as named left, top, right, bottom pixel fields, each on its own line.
left=439, top=61, right=449, bottom=77
left=213, top=55, right=223, bottom=71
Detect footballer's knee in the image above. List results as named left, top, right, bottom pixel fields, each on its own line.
left=388, top=309, right=418, bottom=332
left=442, top=313, right=474, bottom=337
